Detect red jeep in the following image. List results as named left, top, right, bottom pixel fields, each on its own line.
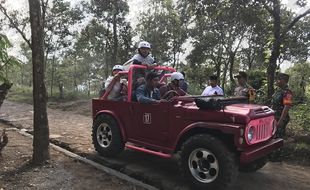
left=92, top=65, right=283, bottom=190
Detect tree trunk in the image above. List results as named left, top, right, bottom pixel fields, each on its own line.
left=28, top=0, right=50, bottom=164
left=228, top=51, right=236, bottom=88
left=112, top=1, right=119, bottom=64
left=58, top=82, right=64, bottom=99
left=104, top=25, right=110, bottom=78
left=222, top=62, right=229, bottom=93
left=267, top=1, right=281, bottom=101
left=0, top=83, right=12, bottom=108
left=50, top=55, right=56, bottom=97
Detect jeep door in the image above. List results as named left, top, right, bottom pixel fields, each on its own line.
left=132, top=102, right=170, bottom=146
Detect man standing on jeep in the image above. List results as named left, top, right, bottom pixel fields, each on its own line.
left=127, top=41, right=158, bottom=90
left=271, top=72, right=293, bottom=138
left=136, top=72, right=166, bottom=104
left=131, top=41, right=157, bottom=68
left=234, top=71, right=255, bottom=102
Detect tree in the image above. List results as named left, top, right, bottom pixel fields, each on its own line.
left=28, top=0, right=50, bottom=163
left=286, top=62, right=310, bottom=102
left=44, top=0, right=84, bottom=96
left=137, top=0, right=187, bottom=67
left=0, top=34, right=20, bottom=107
left=262, top=0, right=310, bottom=99
left=178, top=0, right=252, bottom=92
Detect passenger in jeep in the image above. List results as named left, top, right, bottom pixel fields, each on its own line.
left=135, top=72, right=167, bottom=104
left=104, top=65, right=127, bottom=101
left=159, top=72, right=187, bottom=99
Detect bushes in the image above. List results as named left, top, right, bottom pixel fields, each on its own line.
left=291, top=102, right=310, bottom=132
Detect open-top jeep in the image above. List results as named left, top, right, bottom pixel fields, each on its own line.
left=92, top=65, right=283, bottom=190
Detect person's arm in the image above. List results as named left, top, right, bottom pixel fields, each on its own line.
left=277, top=90, right=293, bottom=127
left=133, top=59, right=142, bottom=65
left=104, top=76, right=113, bottom=88
left=218, top=87, right=224, bottom=96
left=159, top=85, right=167, bottom=97
left=177, top=87, right=187, bottom=96
left=201, top=87, right=208, bottom=96
left=277, top=105, right=291, bottom=126
left=136, top=86, right=157, bottom=104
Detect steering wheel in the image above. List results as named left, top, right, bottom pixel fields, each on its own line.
left=162, top=90, right=180, bottom=100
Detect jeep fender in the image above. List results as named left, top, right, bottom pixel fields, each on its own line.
left=174, top=122, right=243, bottom=151
left=94, top=110, right=127, bottom=141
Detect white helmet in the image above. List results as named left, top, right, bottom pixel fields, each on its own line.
left=112, top=65, right=124, bottom=71
left=171, top=72, right=184, bottom=81
left=138, top=41, right=151, bottom=49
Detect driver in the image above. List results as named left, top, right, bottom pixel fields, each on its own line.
left=159, top=72, right=187, bottom=99
left=136, top=72, right=167, bottom=104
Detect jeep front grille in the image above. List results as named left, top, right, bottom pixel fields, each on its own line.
left=245, top=116, right=275, bottom=144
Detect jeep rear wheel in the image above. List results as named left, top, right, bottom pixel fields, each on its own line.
left=179, top=134, right=238, bottom=190
left=92, top=114, right=124, bottom=157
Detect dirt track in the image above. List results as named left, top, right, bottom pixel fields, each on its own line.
left=1, top=100, right=310, bottom=190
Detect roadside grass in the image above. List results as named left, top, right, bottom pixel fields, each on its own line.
left=7, top=85, right=97, bottom=104
left=7, top=85, right=33, bottom=104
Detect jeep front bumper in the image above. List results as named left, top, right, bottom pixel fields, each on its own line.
left=240, top=138, right=283, bottom=164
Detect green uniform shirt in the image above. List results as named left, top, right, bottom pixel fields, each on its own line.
left=271, top=85, right=293, bottom=119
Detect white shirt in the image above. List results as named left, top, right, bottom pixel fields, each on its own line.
left=105, top=76, right=122, bottom=100
left=201, top=85, right=224, bottom=96
left=131, top=54, right=155, bottom=65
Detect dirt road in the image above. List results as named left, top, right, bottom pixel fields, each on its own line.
left=0, top=124, right=145, bottom=190
left=1, top=100, right=310, bottom=190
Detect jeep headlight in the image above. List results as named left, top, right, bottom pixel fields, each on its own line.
left=247, top=126, right=255, bottom=143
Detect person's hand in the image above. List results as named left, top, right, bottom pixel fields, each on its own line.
left=155, top=99, right=168, bottom=103
left=120, top=78, right=127, bottom=85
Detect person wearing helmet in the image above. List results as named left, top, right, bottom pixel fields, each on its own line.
left=132, top=41, right=157, bottom=68
left=129, top=41, right=158, bottom=94
left=159, top=72, right=187, bottom=99
left=104, top=65, right=127, bottom=101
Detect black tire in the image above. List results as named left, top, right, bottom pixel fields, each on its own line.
left=239, top=156, right=268, bottom=173
left=92, top=114, right=124, bottom=157
left=178, top=134, right=238, bottom=190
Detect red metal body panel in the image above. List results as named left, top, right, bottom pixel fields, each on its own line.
left=240, top=138, right=283, bottom=164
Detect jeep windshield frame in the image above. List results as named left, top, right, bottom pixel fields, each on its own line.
left=101, top=65, right=176, bottom=102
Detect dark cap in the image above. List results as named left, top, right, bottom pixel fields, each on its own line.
left=234, top=71, right=248, bottom=79
left=209, top=75, right=218, bottom=80
left=276, top=72, right=289, bottom=82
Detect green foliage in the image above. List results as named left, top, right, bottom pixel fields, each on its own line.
left=291, top=102, right=310, bottom=132
left=136, top=0, right=187, bottom=67
left=286, top=62, right=310, bottom=103
left=7, top=85, right=33, bottom=104
left=248, top=70, right=266, bottom=90
left=0, top=34, right=21, bottom=84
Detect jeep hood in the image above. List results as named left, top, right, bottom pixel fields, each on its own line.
left=175, top=101, right=274, bottom=124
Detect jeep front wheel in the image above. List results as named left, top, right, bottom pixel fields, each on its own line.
left=92, top=114, right=124, bottom=157
left=179, top=134, right=238, bottom=190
